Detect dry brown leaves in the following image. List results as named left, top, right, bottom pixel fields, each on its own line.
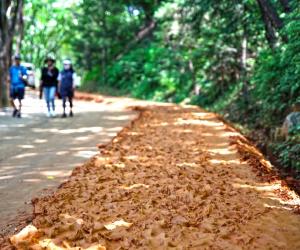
left=2, top=104, right=300, bottom=250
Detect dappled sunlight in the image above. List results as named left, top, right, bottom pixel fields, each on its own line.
left=18, top=145, right=35, bottom=149
left=13, top=153, right=38, bottom=159
left=104, top=220, right=133, bottom=230
left=74, top=150, right=99, bottom=159
left=6, top=103, right=300, bottom=249
left=209, top=159, right=240, bottom=164
left=0, top=90, right=139, bottom=239
left=22, top=179, right=42, bottom=182
left=56, top=151, right=69, bottom=156
left=75, top=136, right=89, bottom=141
left=0, top=175, right=14, bottom=180
left=34, top=139, right=48, bottom=143
left=10, top=225, right=37, bottom=245
left=236, top=181, right=300, bottom=207
left=207, top=149, right=234, bottom=155
left=120, top=183, right=149, bottom=190
left=40, top=171, right=65, bottom=177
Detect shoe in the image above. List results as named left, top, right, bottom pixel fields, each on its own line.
left=51, top=112, right=57, bottom=117
left=70, top=111, right=73, bottom=117
left=17, top=113, right=21, bottom=118
left=46, top=112, right=51, bottom=118
left=62, top=113, right=67, bottom=118
left=12, top=109, right=18, bottom=117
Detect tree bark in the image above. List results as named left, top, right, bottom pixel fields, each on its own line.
left=15, top=1, right=25, bottom=55
left=0, top=0, right=9, bottom=107
left=279, top=0, right=292, bottom=13
left=0, top=47, right=8, bottom=107
left=101, top=0, right=107, bottom=85
left=7, top=37, right=13, bottom=67
left=188, top=57, right=199, bottom=95
left=257, top=1, right=280, bottom=48
left=241, top=6, right=249, bottom=104
left=221, top=63, right=225, bottom=94
left=114, top=21, right=157, bottom=61
left=256, top=0, right=285, bottom=29
left=0, top=0, right=23, bottom=107
left=102, top=46, right=106, bottom=85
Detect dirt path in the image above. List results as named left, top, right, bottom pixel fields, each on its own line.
left=2, top=100, right=300, bottom=249
left=0, top=89, right=138, bottom=238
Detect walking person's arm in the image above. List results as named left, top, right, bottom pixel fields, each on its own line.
left=72, top=72, right=77, bottom=90
left=57, top=72, right=62, bottom=93
left=57, top=81, right=61, bottom=93
left=40, top=68, right=45, bottom=99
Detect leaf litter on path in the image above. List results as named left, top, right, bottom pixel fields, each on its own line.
left=2, top=102, right=300, bottom=249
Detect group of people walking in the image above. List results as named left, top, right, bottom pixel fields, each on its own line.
left=8, top=55, right=76, bottom=118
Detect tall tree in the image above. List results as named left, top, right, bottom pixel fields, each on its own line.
left=256, top=0, right=285, bottom=29
left=279, top=0, right=292, bottom=13
left=0, top=0, right=24, bottom=107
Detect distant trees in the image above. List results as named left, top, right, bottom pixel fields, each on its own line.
left=0, top=0, right=298, bottom=117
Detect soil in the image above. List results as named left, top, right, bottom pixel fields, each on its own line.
left=1, top=98, right=300, bottom=249
left=0, top=89, right=138, bottom=241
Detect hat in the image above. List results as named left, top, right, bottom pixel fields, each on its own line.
left=63, top=59, right=72, bottom=65
left=45, top=57, right=56, bottom=63
left=14, top=55, right=21, bottom=60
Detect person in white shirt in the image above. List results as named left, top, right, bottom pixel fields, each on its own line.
left=57, top=59, right=77, bottom=118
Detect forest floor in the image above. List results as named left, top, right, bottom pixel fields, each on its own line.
left=2, top=92, right=300, bottom=249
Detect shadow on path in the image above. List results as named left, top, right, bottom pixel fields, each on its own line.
left=0, top=89, right=138, bottom=237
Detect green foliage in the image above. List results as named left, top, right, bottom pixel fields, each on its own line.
left=252, top=1, right=300, bottom=126
left=20, top=0, right=74, bottom=68
left=270, top=128, right=300, bottom=173
left=12, top=0, right=300, bottom=173
left=105, top=41, right=194, bottom=102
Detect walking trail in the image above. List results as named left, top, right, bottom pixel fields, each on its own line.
left=2, top=94, right=300, bottom=249
left=0, top=89, right=138, bottom=239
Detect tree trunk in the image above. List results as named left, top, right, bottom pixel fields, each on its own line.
left=114, top=21, right=157, bottom=61
left=241, top=6, right=249, bottom=103
left=279, top=0, right=292, bottom=13
left=187, top=47, right=199, bottom=95
left=257, top=1, right=280, bottom=48
left=234, top=52, right=240, bottom=85
left=101, top=0, right=107, bottom=85
left=7, top=37, right=13, bottom=67
left=221, top=63, right=225, bottom=94
left=15, top=2, right=24, bottom=55
left=102, top=46, right=106, bottom=85
left=256, top=0, right=285, bottom=29
left=0, top=0, right=23, bottom=107
left=0, top=47, right=8, bottom=107
left=188, top=58, right=199, bottom=95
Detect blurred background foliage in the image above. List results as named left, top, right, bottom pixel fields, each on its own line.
left=8, top=0, right=300, bottom=137
left=0, top=0, right=298, bottom=173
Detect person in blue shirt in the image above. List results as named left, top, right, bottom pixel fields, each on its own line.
left=8, top=55, right=27, bottom=118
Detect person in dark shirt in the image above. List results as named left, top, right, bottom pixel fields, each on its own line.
left=57, top=59, right=77, bottom=118
left=40, top=57, right=59, bottom=117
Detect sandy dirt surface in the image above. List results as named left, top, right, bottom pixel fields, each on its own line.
left=2, top=100, right=300, bottom=249
left=0, top=89, right=138, bottom=239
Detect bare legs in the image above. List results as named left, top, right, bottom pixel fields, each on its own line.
left=10, top=99, right=22, bottom=117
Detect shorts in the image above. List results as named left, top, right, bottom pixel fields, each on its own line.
left=10, top=88, right=25, bottom=100
left=60, top=89, right=74, bottom=99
